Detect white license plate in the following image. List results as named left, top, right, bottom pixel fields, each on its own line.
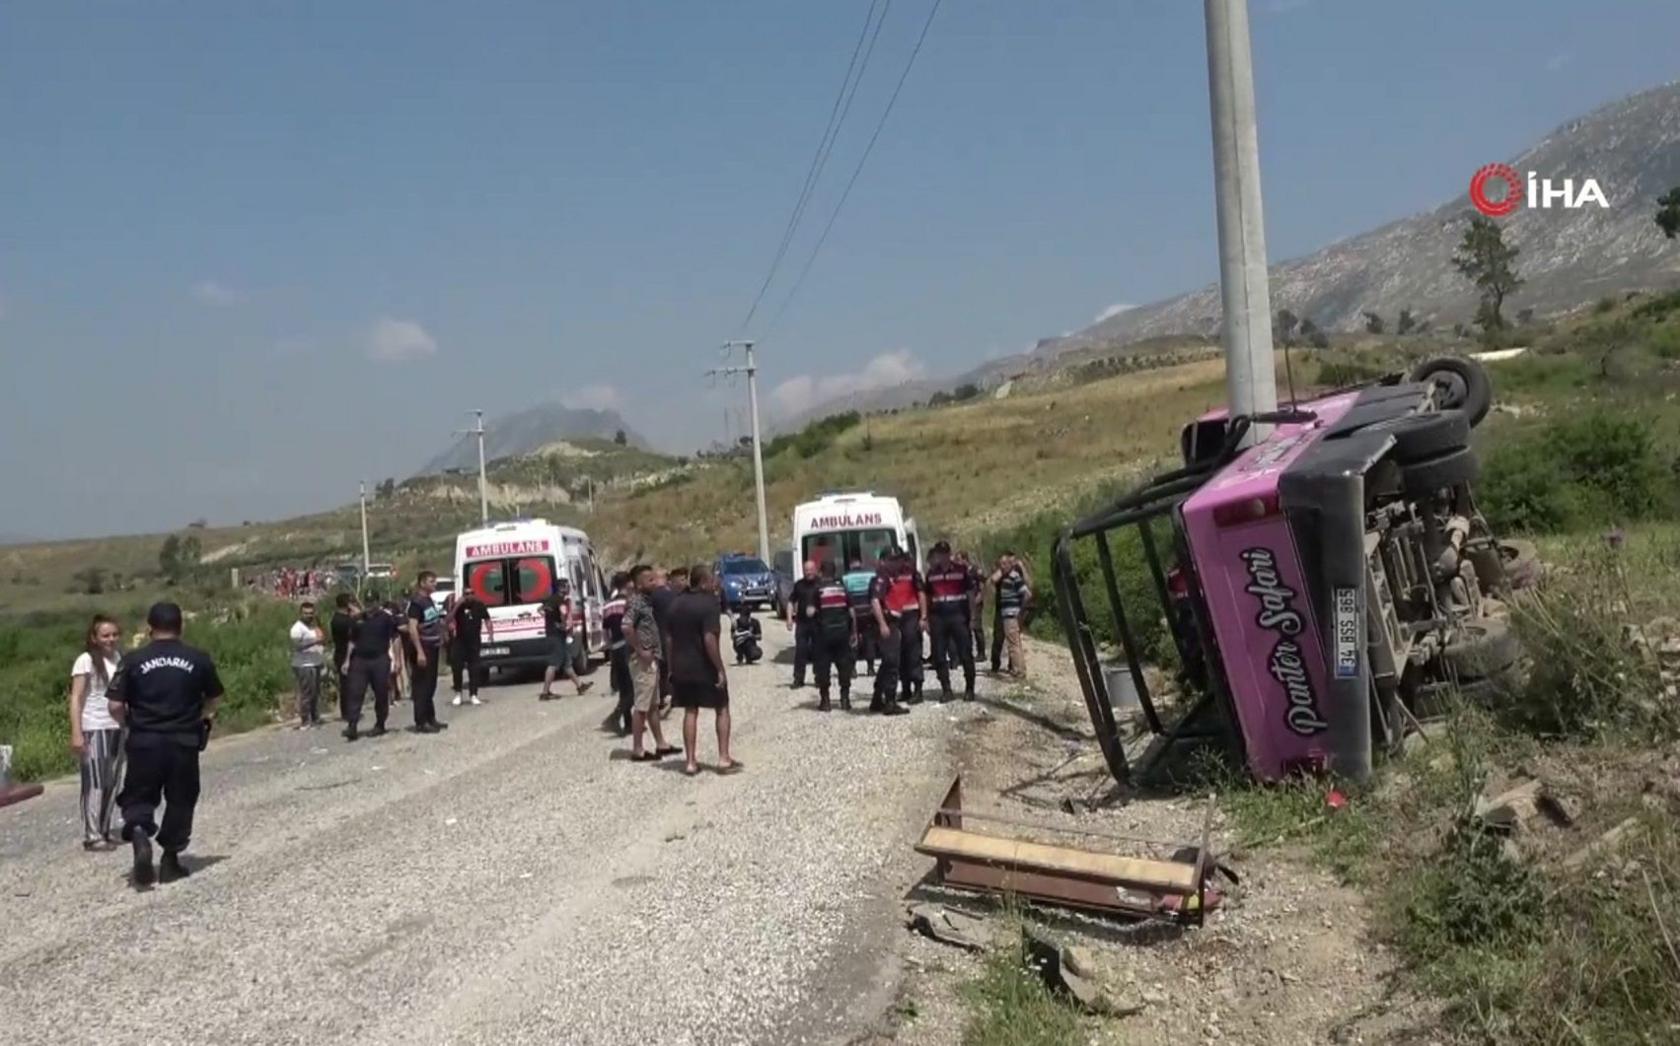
left=1333, top=587, right=1360, bottom=679
left=482, top=646, right=511, bottom=657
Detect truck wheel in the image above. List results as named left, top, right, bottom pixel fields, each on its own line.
left=1361, top=410, right=1470, bottom=464
left=1408, top=356, right=1493, bottom=427
left=1441, top=617, right=1521, bottom=680
left=1401, top=447, right=1480, bottom=496
left=573, top=643, right=591, bottom=677
left=1468, top=538, right=1542, bottom=594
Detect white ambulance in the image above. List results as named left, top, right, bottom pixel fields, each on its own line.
left=790, top=492, right=921, bottom=575
left=452, top=519, right=608, bottom=675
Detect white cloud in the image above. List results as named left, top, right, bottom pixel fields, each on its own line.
left=191, top=279, right=245, bottom=306
left=1094, top=302, right=1136, bottom=324
left=365, top=317, right=438, bottom=362
left=1545, top=52, right=1573, bottom=73
left=770, top=349, right=926, bottom=417
left=561, top=384, right=623, bottom=411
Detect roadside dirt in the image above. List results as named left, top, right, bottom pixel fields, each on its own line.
left=860, top=635, right=1440, bottom=1046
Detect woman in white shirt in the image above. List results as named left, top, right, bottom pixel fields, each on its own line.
left=68, top=614, right=125, bottom=850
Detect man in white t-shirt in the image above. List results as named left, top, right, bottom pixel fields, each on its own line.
left=289, top=602, right=327, bottom=728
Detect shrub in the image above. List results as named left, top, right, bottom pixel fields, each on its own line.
left=1481, top=409, right=1670, bottom=533
left=1395, top=825, right=1546, bottom=962
left=1630, top=287, right=1680, bottom=321
left=763, top=411, right=861, bottom=460
left=1497, top=544, right=1678, bottom=741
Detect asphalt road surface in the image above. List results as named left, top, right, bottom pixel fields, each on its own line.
left=0, top=626, right=990, bottom=1046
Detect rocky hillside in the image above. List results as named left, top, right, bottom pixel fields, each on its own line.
left=422, top=404, right=648, bottom=474
left=781, top=80, right=1680, bottom=428
left=1049, top=80, right=1680, bottom=354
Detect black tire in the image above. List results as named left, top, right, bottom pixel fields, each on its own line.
left=573, top=641, right=590, bottom=677
left=1407, top=356, right=1493, bottom=427
left=1360, top=409, right=1471, bottom=464
left=1401, top=446, right=1480, bottom=495
left=1440, top=617, right=1522, bottom=680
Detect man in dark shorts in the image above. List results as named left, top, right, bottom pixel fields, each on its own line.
left=402, top=571, right=449, bottom=732
left=539, top=577, right=592, bottom=700
left=107, top=602, right=224, bottom=886
left=663, top=564, right=739, bottom=776
left=341, top=596, right=397, bottom=741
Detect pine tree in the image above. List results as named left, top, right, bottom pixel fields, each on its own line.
left=1453, top=216, right=1523, bottom=337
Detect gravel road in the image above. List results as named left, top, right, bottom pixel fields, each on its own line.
left=0, top=626, right=992, bottom=1046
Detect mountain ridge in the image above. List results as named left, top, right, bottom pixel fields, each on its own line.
left=781, top=79, right=1680, bottom=426
left=420, top=404, right=648, bottom=475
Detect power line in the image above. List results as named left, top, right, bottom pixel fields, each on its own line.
left=739, top=0, right=892, bottom=331
left=766, top=0, right=944, bottom=333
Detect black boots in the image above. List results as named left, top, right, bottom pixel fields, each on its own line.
left=160, top=851, right=191, bottom=882
left=131, top=830, right=155, bottom=886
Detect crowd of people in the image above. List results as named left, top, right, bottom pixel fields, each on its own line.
left=62, top=544, right=1033, bottom=887
left=782, top=544, right=1033, bottom=713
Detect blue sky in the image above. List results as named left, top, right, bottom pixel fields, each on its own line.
left=3, top=0, right=1678, bottom=538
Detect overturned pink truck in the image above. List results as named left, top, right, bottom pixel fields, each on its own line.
left=1054, top=356, right=1528, bottom=786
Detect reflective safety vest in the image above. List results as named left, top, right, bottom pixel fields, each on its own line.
left=879, top=572, right=923, bottom=617
left=816, top=581, right=852, bottom=634
left=925, top=565, right=971, bottom=612
left=601, top=596, right=627, bottom=649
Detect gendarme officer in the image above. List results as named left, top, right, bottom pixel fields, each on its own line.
left=108, top=602, right=225, bottom=887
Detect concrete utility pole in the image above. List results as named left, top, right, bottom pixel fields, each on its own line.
left=358, top=481, right=371, bottom=583
left=456, top=410, right=490, bottom=525
left=1204, top=0, right=1279, bottom=436
left=710, top=340, right=771, bottom=565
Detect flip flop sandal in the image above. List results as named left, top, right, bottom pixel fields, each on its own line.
left=716, top=762, right=745, bottom=776
left=655, top=746, right=682, bottom=757
left=632, top=751, right=661, bottom=762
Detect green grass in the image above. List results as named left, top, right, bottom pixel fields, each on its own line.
left=961, top=924, right=1085, bottom=1046
left=0, top=597, right=298, bottom=782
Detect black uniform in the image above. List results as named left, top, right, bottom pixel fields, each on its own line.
left=329, top=608, right=354, bottom=713
left=925, top=561, right=976, bottom=697
left=788, top=577, right=820, bottom=687
left=110, top=639, right=224, bottom=855
left=811, top=578, right=855, bottom=709
left=450, top=595, right=491, bottom=698
left=871, top=568, right=925, bottom=711
left=344, top=607, right=397, bottom=735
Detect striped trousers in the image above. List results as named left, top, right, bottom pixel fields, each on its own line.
left=79, top=727, right=125, bottom=844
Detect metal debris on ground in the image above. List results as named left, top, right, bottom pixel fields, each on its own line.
left=912, top=776, right=1223, bottom=924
